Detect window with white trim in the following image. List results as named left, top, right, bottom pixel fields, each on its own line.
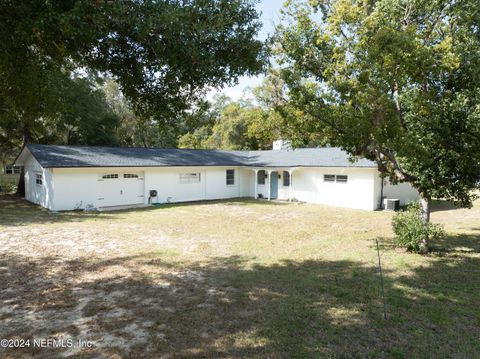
left=283, top=171, right=290, bottom=186
left=257, top=170, right=266, bottom=185
left=324, top=174, right=335, bottom=182
left=226, top=169, right=235, bottom=185
left=102, top=174, right=118, bottom=179
left=4, top=165, right=21, bottom=175
left=324, top=174, right=348, bottom=183
left=179, top=172, right=201, bottom=184
left=35, top=173, right=43, bottom=185
left=123, top=174, right=139, bottom=178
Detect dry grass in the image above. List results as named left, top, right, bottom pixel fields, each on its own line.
left=0, top=195, right=479, bottom=358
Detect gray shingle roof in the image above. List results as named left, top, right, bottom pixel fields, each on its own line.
left=247, top=148, right=376, bottom=167
left=22, top=144, right=376, bottom=168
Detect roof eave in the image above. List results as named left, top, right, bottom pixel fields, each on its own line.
left=14, top=145, right=34, bottom=167
left=41, top=163, right=377, bottom=169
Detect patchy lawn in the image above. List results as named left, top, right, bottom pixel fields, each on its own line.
left=0, top=195, right=479, bottom=358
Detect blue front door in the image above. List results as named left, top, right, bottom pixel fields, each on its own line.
left=270, top=171, right=278, bottom=199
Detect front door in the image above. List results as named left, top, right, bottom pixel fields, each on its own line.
left=270, top=171, right=278, bottom=199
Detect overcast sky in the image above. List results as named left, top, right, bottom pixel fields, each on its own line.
left=208, top=0, right=283, bottom=101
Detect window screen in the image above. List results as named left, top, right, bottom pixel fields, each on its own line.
left=324, top=174, right=348, bottom=183
left=5, top=166, right=21, bottom=175
left=324, top=174, right=335, bottom=182
left=179, top=173, right=201, bottom=184
left=226, top=169, right=235, bottom=185
left=257, top=170, right=266, bottom=185
left=283, top=171, right=290, bottom=186
left=35, top=173, right=43, bottom=185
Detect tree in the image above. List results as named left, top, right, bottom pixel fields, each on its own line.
left=177, top=99, right=221, bottom=149
left=178, top=126, right=213, bottom=149
left=177, top=72, right=323, bottom=151
left=178, top=98, right=281, bottom=151
left=102, top=78, right=176, bottom=148
left=0, top=0, right=265, bottom=193
left=1, top=70, right=120, bottom=149
left=1, top=0, right=265, bottom=141
left=0, top=117, right=21, bottom=172
left=44, top=74, right=120, bottom=146
left=276, top=0, right=480, bottom=252
left=205, top=103, right=252, bottom=150
left=253, top=69, right=329, bottom=148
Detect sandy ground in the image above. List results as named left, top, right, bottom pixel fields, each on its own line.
left=1, top=196, right=479, bottom=358
left=0, top=207, right=219, bottom=358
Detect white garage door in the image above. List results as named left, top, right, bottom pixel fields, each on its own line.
left=97, top=172, right=145, bottom=207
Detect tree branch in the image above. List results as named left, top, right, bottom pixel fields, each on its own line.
left=380, top=148, right=417, bottom=183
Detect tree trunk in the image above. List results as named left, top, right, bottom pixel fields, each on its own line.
left=16, top=124, right=31, bottom=197
left=419, top=195, right=431, bottom=253
left=16, top=166, right=26, bottom=197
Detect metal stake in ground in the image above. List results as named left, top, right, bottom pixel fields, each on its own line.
left=376, top=238, right=387, bottom=320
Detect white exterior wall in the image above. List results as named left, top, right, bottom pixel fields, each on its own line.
left=239, top=169, right=253, bottom=197
left=373, top=173, right=384, bottom=210
left=278, top=171, right=292, bottom=201
left=24, top=156, right=54, bottom=209
left=248, top=167, right=378, bottom=210
left=52, top=168, right=108, bottom=210
left=49, top=166, right=252, bottom=210
left=145, top=166, right=250, bottom=204
left=383, top=180, right=419, bottom=206
left=205, top=167, right=240, bottom=200
left=256, top=177, right=267, bottom=199
left=289, top=167, right=378, bottom=210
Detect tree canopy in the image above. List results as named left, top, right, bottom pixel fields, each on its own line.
left=177, top=72, right=321, bottom=151
left=0, top=0, right=266, bottom=197
left=275, top=0, right=480, bottom=251
left=0, top=0, right=266, bottom=146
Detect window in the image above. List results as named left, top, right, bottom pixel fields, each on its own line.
left=102, top=174, right=118, bottom=179
left=283, top=171, right=291, bottom=186
left=257, top=170, right=266, bottom=185
left=324, top=174, right=348, bottom=183
left=324, top=174, right=335, bottom=182
left=179, top=172, right=201, bottom=184
left=226, top=169, right=235, bottom=185
left=124, top=174, right=139, bottom=178
left=35, top=173, right=43, bottom=185
left=4, top=165, right=21, bottom=175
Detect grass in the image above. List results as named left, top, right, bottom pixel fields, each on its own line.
left=0, top=195, right=479, bottom=358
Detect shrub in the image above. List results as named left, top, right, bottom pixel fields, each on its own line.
left=392, top=203, right=446, bottom=252
left=0, top=181, right=17, bottom=194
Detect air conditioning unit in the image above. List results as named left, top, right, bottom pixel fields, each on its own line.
left=384, top=199, right=400, bottom=211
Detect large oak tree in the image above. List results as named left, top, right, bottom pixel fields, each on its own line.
left=276, top=0, right=480, bottom=251
left=0, top=0, right=265, bottom=194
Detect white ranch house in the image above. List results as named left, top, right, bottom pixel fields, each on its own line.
left=15, top=144, right=418, bottom=211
